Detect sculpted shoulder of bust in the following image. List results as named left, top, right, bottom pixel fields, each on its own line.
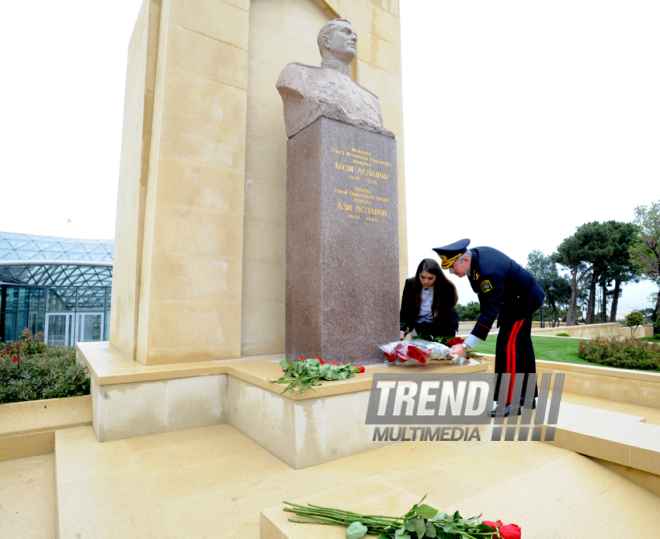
left=276, top=18, right=394, bottom=139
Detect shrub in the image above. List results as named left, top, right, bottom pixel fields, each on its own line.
left=626, top=311, right=644, bottom=338
left=577, top=337, right=660, bottom=371
left=556, top=333, right=570, bottom=337
left=0, top=332, right=90, bottom=405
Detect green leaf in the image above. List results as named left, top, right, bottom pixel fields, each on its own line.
left=346, top=522, right=368, bottom=539
left=424, top=523, right=437, bottom=538
left=405, top=521, right=416, bottom=532
left=378, top=535, right=389, bottom=539
left=416, top=505, right=439, bottom=519
left=395, top=526, right=407, bottom=536
left=414, top=518, right=426, bottom=539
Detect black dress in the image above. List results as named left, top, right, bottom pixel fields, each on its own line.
left=399, top=278, right=458, bottom=338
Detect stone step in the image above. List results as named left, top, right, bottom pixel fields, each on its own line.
left=550, top=401, right=660, bottom=476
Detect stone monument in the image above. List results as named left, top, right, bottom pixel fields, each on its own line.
left=277, top=19, right=399, bottom=365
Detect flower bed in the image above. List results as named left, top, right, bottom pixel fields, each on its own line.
left=0, top=330, right=90, bottom=405
left=578, top=337, right=660, bottom=371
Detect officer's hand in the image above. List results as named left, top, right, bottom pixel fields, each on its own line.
left=400, top=331, right=405, bottom=340
left=450, top=344, right=465, bottom=358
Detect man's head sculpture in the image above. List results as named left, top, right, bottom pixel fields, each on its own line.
left=276, top=17, right=394, bottom=139
left=317, top=19, right=357, bottom=66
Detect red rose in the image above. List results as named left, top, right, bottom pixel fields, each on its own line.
left=482, top=520, right=520, bottom=539
left=358, top=365, right=365, bottom=372
left=482, top=520, right=501, bottom=533
left=299, top=356, right=305, bottom=361
left=320, top=361, right=327, bottom=366
left=12, top=356, right=18, bottom=362
left=499, top=524, right=521, bottom=539
left=315, top=356, right=322, bottom=361
left=330, top=361, right=338, bottom=366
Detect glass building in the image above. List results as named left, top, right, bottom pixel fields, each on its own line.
left=0, top=231, right=113, bottom=346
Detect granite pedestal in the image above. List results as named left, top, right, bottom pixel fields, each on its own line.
left=286, top=117, right=399, bottom=365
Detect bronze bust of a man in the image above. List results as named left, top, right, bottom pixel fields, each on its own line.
left=276, top=18, right=394, bottom=139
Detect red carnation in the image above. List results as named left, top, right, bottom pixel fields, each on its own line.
left=358, top=365, right=365, bottom=373
left=12, top=356, right=18, bottom=362
left=315, top=356, right=322, bottom=361
left=330, top=361, right=338, bottom=366
left=299, top=356, right=305, bottom=361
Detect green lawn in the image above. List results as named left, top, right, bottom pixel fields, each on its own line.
left=641, top=336, right=660, bottom=343
left=474, top=336, right=594, bottom=365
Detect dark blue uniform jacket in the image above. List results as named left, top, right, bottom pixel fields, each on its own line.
left=469, top=247, right=545, bottom=340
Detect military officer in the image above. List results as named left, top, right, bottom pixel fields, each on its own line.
left=433, top=239, right=545, bottom=416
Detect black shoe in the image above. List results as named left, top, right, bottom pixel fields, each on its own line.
left=520, top=398, right=536, bottom=409
left=491, top=403, right=511, bottom=417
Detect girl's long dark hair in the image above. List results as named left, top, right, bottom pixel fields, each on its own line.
left=412, top=258, right=458, bottom=317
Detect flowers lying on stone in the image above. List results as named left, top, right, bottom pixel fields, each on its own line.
left=379, top=340, right=450, bottom=365
left=283, top=495, right=521, bottom=539
left=270, top=357, right=364, bottom=395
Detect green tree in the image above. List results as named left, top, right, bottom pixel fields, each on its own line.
left=556, top=226, right=597, bottom=326
left=630, top=202, right=660, bottom=330
left=526, top=250, right=571, bottom=327
left=600, top=221, right=638, bottom=323
left=455, top=302, right=480, bottom=322
left=626, top=311, right=644, bottom=338
left=557, top=221, right=635, bottom=326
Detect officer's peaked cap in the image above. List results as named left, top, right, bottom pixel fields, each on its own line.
left=432, top=239, right=471, bottom=269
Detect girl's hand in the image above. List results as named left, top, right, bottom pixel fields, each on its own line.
left=400, top=331, right=405, bottom=340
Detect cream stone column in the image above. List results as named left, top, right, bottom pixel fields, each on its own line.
left=111, top=0, right=406, bottom=365
left=111, top=0, right=250, bottom=365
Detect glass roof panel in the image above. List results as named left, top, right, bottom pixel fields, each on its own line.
left=0, top=232, right=113, bottom=286
left=0, top=231, right=113, bottom=262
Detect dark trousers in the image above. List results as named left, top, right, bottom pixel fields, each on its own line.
left=413, top=309, right=458, bottom=339
left=494, top=311, right=537, bottom=404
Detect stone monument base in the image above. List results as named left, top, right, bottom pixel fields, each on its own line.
left=286, top=117, right=400, bottom=365
left=77, top=341, right=487, bottom=468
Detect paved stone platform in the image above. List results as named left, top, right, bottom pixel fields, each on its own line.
left=4, top=392, right=660, bottom=539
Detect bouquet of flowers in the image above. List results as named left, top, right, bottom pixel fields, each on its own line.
left=283, top=495, right=522, bottom=539
left=269, top=357, right=365, bottom=395
left=379, top=340, right=450, bottom=365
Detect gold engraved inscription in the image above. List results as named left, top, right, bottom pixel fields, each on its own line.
left=332, top=146, right=391, bottom=222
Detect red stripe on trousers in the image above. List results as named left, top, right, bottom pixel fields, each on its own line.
left=506, top=319, right=524, bottom=403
